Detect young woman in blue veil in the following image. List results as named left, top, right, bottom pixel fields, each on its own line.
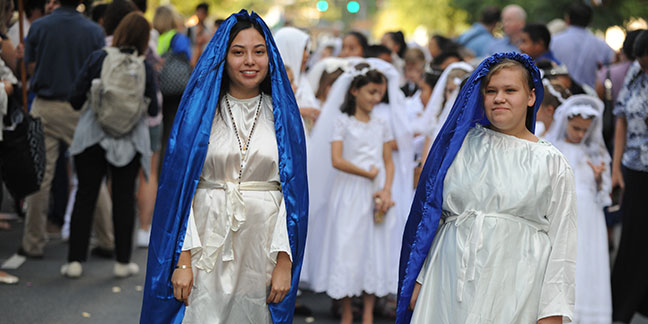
left=140, top=10, right=308, bottom=324
left=397, top=53, right=577, bottom=324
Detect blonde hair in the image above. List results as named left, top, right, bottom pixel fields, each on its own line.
left=481, top=59, right=533, bottom=95
left=403, top=47, right=426, bottom=66
left=152, top=5, right=177, bottom=34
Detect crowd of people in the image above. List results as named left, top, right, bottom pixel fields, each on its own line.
left=0, top=1, right=647, bottom=324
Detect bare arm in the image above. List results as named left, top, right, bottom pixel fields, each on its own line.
left=331, top=140, right=378, bottom=179
left=611, top=117, right=626, bottom=190
left=171, top=250, right=193, bottom=306
left=374, top=140, right=395, bottom=212
left=267, top=251, right=292, bottom=304
left=537, top=316, right=562, bottom=324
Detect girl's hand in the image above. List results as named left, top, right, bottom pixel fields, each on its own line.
left=537, top=316, right=562, bottom=324
left=409, top=282, right=422, bottom=311
left=299, top=107, right=321, bottom=121
left=367, top=166, right=379, bottom=180
left=267, top=252, right=292, bottom=304
left=373, top=189, right=394, bottom=213
left=587, top=160, right=605, bottom=185
left=171, top=267, right=193, bottom=306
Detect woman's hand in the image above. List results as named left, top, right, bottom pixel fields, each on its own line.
left=537, top=316, right=562, bottom=324
left=2, top=81, right=13, bottom=96
left=611, top=165, right=625, bottom=191
left=409, top=282, right=422, bottom=311
left=171, top=267, right=193, bottom=306
left=267, top=252, right=292, bottom=304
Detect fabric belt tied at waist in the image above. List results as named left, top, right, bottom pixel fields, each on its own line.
left=444, top=210, right=544, bottom=303
left=195, top=179, right=281, bottom=268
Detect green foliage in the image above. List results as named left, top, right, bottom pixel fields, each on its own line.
left=375, top=0, right=470, bottom=38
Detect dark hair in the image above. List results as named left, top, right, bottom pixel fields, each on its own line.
left=196, top=2, right=209, bottom=12
left=633, top=30, right=648, bottom=59
left=366, top=44, right=391, bottom=59
left=623, top=29, right=644, bottom=60
left=340, top=67, right=386, bottom=116
left=481, top=58, right=536, bottom=131
left=59, top=0, right=80, bottom=7
left=132, top=0, right=147, bottom=12
left=218, top=18, right=272, bottom=104
left=316, top=68, right=344, bottom=100
left=345, top=31, right=369, bottom=57
left=523, top=23, right=551, bottom=50
left=534, top=58, right=554, bottom=71
left=480, top=6, right=501, bottom=26
left=434, top=50, right=462, bottom=65
left=386, top=31, right=407, bottom=58
left=423, top=68, right=443, bottom=89
left=103, top=0, right=138, bottom=36
left=112, top=12, right=150, bottom=54
left=91, top=3, right=108, bottom=23
left=25, top=0, right=45, bottom=18
left=567, top=3, right=592, bottom=27
left=432, top=35, right=458, bottom=53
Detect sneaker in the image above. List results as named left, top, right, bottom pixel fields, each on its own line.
left=61, top=261, right=83, bottom=278
left=114, top=262, right=139, bottom=278
left=136, top=228, right=150, bottom=248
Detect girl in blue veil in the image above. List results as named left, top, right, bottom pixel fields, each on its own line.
left=140, top=10, right=308, bottom=324
left=397, top=53, right=577, bottom=324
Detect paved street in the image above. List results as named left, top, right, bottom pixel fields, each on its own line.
left=1, top=216, right=646, bottom=324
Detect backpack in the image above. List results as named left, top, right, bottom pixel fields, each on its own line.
left=159, top=34, right=192, bottom=96
left=90, top=47, right=149, bottom=137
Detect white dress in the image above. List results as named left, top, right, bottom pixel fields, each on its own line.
left=181, top=94, right=293, bottom=324
left=412, top=125, right=577, bottom=324
left=553, top=140, right=612, bottom=324
left=309, top=113, right=397, bottom=299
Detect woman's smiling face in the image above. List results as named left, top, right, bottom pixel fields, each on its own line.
left=225, top=27, right=269, bottom=99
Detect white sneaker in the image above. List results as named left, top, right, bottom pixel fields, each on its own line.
left=114, top=262, right=139, bottom=278
left=61, top=262, right=83, bottom=278
left=136, top=228, right=150, bottom=248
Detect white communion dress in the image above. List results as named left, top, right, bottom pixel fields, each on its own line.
left=181, top=94, right=292, bottom=324
left=553, top=140, right=612, bottom=324
left=309, top=113, right=398, bottom=299
left=412, top=125, right=577, bottom=324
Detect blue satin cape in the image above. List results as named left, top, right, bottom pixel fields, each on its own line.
left=139, top=10, right=308, bottom=324
left=396, top=53, right=544, bottom=323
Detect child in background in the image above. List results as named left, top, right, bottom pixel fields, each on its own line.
left=545, top=95, right=612, bottom=324
left=519, top=23, right=561, bottom=65
left=535, top=78, right=571, bottom=137
left=310, top=69, right=395, bottom=324
left=401, top=48, right=427, bottom=97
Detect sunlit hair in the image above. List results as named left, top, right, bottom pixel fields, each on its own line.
left=152, top=5, right=177, bottom=34
left=481, top=58, right=537, bottom=131
left=340, top=65, right=386, bottom=116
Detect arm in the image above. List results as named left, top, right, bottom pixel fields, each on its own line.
left=69, top=50, right=104, bottom=110
left=144, top=61, right=159, bottom=116
left=537, top=316, right=562, bottom=324
left=171, top=250, right=193, bottom=306
left=537, top=167, right=577, bottom=323
left=374, top=140, right=395, bottom=212
left=611, top=117, right=626, bottom=190
left=331, top=140, right=378, bottom=179
left=0, top=38, right=18, bottom=74
left=267, top=251, right=292, bottom=304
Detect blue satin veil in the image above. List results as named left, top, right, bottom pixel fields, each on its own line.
left=396, top=53, right=544, bottom=323
left=140, top=10, right=308, bottom=324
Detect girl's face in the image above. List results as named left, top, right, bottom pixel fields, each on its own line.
left=565, top=115, right=593, bottom=144
left=339, top=34, right=363, bottom=58
left=428, top=38, right=441, bottom=58
left=352, top=81, right=386, bottom=115
left=225, top=27, right=269, bottom=99
left=483, top=67, right=536, bottom=134
left=419, top=82, right=433, bottom=107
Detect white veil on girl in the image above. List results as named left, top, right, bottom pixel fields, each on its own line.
left=274, top=27, right=320, bottom=109
left=545, top=94, right=612, bottom=206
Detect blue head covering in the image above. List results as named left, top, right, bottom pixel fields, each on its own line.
left=140, top=10, right=308, bottom=324
left=396, top=52, right=543, bottom=323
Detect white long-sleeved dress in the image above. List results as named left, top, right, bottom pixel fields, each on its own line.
left=181, top=94, right=292, bottom=324
left=553, top=140, right=612, bottom=324
left=412, top=125, right=577, bottom=324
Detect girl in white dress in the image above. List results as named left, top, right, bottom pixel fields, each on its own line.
left=311, top=68, right=395, bottom=324
left=545, top=95, right=612, bottom=324
left=399, top=53, right=577, bottom=324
